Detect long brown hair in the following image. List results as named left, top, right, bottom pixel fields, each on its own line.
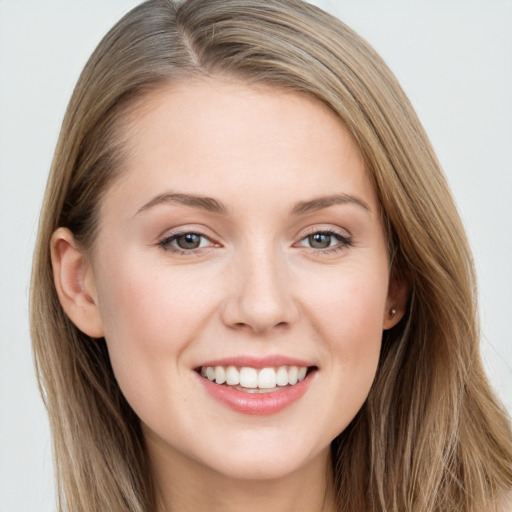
left=30, top=1, right=512, bottom=510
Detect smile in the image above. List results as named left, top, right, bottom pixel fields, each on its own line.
left=199, top=365, right=309, bottom=392
left=196, top=360, right=317, bottom=415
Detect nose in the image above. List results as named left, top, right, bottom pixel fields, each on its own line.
left=220, top=247, right=299, bottom=335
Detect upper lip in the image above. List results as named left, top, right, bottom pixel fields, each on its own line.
left=195, top=355, right=316, bottom=370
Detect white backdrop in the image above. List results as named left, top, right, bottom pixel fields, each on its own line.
left=1, top=1, right=510, bottom=510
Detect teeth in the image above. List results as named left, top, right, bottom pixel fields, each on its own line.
left=206, top=367, right=216, bottom=381
left=240, top=367, right=258, bottom=388
left=214, top=366, right=226, bottom=384
left=200, top=364, right=310, bottom=389
left=258, top=367, right=277, bottom=389
left=276, top=366, right=289, bottom=386
left=225, top=366, right=240, bottom=385
left=288, top=366, right=299, bottom=385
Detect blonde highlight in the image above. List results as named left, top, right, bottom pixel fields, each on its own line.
left=31, top=1, right=512, bottom=510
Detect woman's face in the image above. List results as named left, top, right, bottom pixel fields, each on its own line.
left=80, top=80, right=401, bottom=481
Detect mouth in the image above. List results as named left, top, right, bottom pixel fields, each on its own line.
left=197, top=364, right=315, bottom=393
left=194, top=356, right=318, bottom=414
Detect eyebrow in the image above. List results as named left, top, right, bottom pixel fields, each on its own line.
left=135, top=191, right=370, bottom=217
left=290, top=194, right=371, bottom=215
left=135, top=192, right=228, bottom=216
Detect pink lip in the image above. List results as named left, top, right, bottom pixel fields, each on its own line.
left=195, top=357, right=317, bottom=416
left=196, top=355, right=314, bottom=370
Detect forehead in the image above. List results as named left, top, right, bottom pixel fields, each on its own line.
left=101, top=78, right=377, bottom=219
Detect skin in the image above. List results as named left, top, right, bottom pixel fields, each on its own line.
left=52, top=79, right=407, bottom=512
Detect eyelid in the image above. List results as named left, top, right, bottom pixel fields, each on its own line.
left=156, top=224, right=352, bottom=255
left=157, top=227, right=220, bottom=254
left=294, top=226, right=353, bottom=253
left=298, top=224, right=352, bottom=242
left=300, top=224, right=351, bottom=238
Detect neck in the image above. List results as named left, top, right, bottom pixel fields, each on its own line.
left=147, top=435, right=336, bottom=512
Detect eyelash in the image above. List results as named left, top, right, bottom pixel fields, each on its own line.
left=296, top=229, right=353, bottom=254
left=158, top=229, right=353, bottom=255
left=158, top=231, right=215, bottom=255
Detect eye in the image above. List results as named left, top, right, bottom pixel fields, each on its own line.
left=159, top=231, right=213, bottom=253
left=297, top=230, right=352, bottom=252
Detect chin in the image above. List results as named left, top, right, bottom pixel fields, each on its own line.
left=205, top=451, right=318, bottom=481
left=191, top=429, right=332, bottom=482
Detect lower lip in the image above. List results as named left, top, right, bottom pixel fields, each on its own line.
left=197, top=371, right=315, bottom=415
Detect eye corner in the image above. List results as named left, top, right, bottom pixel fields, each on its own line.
left=157, top=230, right=220, bottom=255
left=294, top=227, right=353, bottom=255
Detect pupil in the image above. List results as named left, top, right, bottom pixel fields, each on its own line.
left=177, top=233, right=201, bottom=249
left=309, top=233, right=331, bottom=249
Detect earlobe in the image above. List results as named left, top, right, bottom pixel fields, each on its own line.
left=383, top=273, right=409, bottom=330
left=51, top=227, right=105, bottom=338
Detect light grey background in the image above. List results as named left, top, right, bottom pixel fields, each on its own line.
left=1, top=1, right=510, bottom=510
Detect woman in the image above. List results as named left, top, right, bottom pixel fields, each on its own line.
left=30, top=0, right=512, bottom=511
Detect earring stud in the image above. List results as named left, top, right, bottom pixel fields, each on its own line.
left=390, top=308, right=396, bottom=318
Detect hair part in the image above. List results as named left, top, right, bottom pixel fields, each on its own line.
left=31, top=1, right=512, bottom=511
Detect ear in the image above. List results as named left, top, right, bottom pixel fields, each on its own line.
left=383, top=271, right=409, bottom=330
left=50, top=227, right=105, bottom=338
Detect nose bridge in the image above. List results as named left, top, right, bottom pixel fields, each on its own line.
left=223, top=239, right=298, bottom=334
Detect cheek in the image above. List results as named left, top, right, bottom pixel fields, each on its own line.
left=96, top=255, right=212, bottom=348
left=93, top=255, right=216, bottom=398
left=303, top=260, right=388, bottom=343
left=300, top=262, right=387, bottom=408
left=93, top=258, right=219, bottom=433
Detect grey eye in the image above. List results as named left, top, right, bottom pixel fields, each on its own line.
left=159, top=231, right=214, bottom=253
left=175, top=233, right=203, bottom=249
left=307, top=233, right=334, bottom=249
left=296, top=230, right=352, bottom=252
